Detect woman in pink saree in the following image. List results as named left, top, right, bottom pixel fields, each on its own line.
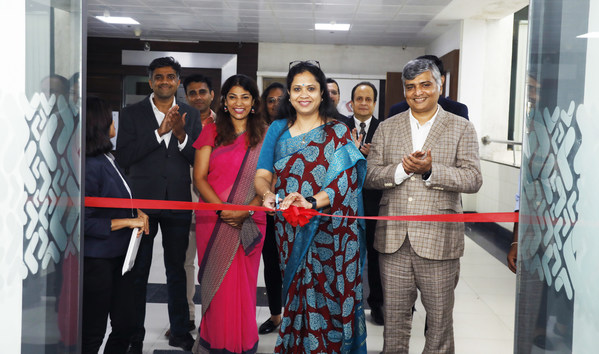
left=192, top=74, right=266, bottom=353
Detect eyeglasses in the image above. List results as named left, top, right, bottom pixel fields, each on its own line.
left=289, top=60, right=320, bottom=70
left=267, top=97, right=282, bottom=104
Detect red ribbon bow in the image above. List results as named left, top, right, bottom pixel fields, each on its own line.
left=281, top=205, right=319, bottom=227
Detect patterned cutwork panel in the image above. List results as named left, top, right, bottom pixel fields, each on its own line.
left=22, top=92, right=81, bottom=276
left=0, top=91, right=31, bottom=296
left=520, top=102, right=580, bottom=300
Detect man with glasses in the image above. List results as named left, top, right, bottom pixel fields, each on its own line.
left=116, top=56, right=202, bottom=353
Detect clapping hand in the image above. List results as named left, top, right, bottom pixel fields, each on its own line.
left=157, top=105, right=187, bottom=143
left=402, top=149, right=432, bottom=175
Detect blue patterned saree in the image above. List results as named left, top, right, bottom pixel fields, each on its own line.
left=272, top=120, right=367, bottom=353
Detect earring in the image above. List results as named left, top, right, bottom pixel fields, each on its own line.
left=224, top=106, right=228, bottom=112
left=251, top=107, right=255, bottom=114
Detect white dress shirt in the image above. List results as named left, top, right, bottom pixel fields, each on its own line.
left=149, top=93, right=188, bottom=150
left=394, top=105, right=439, bottom=185
left=353, top=115, right=373, bottom=135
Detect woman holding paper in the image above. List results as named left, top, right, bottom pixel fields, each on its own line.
left=83, top=96, right=149, bottom=354
left=192, top=74, right=266, bottom=353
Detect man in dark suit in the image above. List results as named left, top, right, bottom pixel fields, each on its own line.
left=340, top=81, right=385, bottom=325
left=326, top=77, right=348, bottom=121
left=388, top=55, right=469, bottom=120
left=115, top=56, right=202, bottom=352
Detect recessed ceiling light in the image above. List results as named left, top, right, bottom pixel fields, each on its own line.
left=577, top=32, right=599, bottom=38
left=95, top=16, right=140, bottom=25
left=315, top=23, right=350, bottom=31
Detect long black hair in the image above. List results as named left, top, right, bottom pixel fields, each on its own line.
left=85, top=96, right=114, bottom=156
left=215, top=74, right=265, bottom=148
left=275, top=61, right=337, bottom=125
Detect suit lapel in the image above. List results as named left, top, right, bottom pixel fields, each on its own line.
left=104, top=155, right=132, bottom=199
left=421, top=107, right=449, bottom=152
left=397, top=113, right=413, bottom=154
left=141, top=96, right=168, bottom=149
left=347, top=116, right=356, bottom=130
left=142, top=97, right=160, bottom=130
left=365, top=116, right=378, bottom=144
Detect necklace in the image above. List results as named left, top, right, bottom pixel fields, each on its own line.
left=298, top=118, right=321, bottom=143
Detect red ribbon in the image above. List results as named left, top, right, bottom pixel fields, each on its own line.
left=281, top=205, right=319, bottom=227
left=85, top=197, right=519, bottom=224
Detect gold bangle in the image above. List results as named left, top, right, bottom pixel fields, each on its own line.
left=510, top=241, right=518, bottom=246
left=262, top=190, right=274, bottom=201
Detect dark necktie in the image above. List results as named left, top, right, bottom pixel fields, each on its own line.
left=359, top=122, right=366, bottom=146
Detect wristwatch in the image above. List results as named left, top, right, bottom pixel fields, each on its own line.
left=422, top=168, right=432, bottom=180
left=305, top=196, right=317, bottom=209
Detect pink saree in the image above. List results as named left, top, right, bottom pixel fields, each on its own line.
left=192, top=124, right=266, bottom=353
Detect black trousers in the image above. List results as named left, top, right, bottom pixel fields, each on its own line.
left=262, top=215, right=282, bottom=316
left=365, top=218, right=384, bottom=309
left=82, top=256, right=135, bottom=354
left=130, top=211, right=192, bottom=342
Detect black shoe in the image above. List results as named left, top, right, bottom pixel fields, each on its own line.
left=258, top=318, right=280, bottom=335
left=371, top=306, right=384, bottom=326
left=165, top=321, right=196, bottom=337
left=127, top=341, right=142, bottom=354
left=168, top=332, right=195, bottom=351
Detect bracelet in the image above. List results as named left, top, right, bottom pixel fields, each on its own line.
left=262, top=190, right=274, bottom=201
left=510, top=241, right=518, bottom=246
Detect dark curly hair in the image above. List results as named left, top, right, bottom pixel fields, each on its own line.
left=85, top=96, right=114, bottom=156
left=215, top=74, right=265, bottom=148
left=275, top=61, right=337, bottom=126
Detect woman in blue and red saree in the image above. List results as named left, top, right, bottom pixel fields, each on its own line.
left=255, top=61, right=367, bottom=353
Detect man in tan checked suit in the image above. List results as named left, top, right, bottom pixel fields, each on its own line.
left=365, top=58, right=482, bottom=353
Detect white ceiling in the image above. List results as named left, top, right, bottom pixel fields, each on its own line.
left=86, top=0, right=528, bottom=47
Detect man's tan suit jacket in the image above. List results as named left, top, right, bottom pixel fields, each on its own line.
left=365, top=106, right=482, bottom=260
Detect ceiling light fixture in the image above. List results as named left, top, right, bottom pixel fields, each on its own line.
left=95, top=16, right=140, bottom=25
left=315, top=23, right=350, bottom=31
left=577, top=32, right=599, bottom=38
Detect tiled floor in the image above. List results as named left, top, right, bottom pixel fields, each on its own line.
left=102, top=231, right=516, bottom=353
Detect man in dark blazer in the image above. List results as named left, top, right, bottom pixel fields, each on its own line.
left=387, top=55, right=469, bottom=120
left=115, top=56, right=202, bottom=352
left=326, top=77, right=348, bottom=121
left=366, top=58, right=482, bottom=352
left=340, top=81, right=385, bottom=325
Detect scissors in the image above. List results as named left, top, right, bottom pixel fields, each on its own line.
left=275, top=193, right=280, bottom=210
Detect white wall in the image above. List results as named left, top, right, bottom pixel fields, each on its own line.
left=446, top=16, right=517, bottom=217
left=258, top=42, right=424, bottom=78
left=459, top=16, right=515, bottom=165
left=426, top=23, right=462, bottom=59
left=465, top=160, right=520, bottom=229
